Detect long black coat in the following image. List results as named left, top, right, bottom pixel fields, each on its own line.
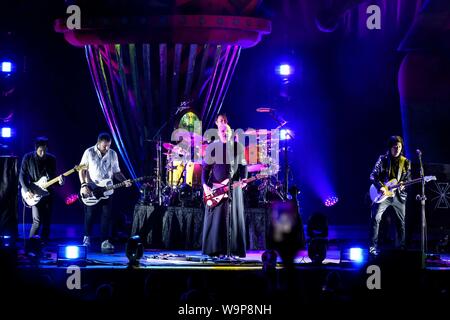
left=201, top=141, right=247, bottom=257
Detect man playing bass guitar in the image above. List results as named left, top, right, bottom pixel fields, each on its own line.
left=79, top=132, right=131, bottom=253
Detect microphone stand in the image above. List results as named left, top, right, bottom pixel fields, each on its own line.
left=226, top=167, right=233, bottom=259
left=416, top=150, right=427, bottom=261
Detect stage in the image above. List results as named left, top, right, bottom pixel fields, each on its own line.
left=2, top=240, right=449, bottom=315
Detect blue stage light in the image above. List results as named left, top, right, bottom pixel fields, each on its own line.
left=340, top=247, right=367, bottom=265
left=277, top=64, right=293, bottom=76
left=1, top=127, right=12, bottom=138
left=349, top=248, right=364, bottom=262
left=57, top=245, right=87, bottom=266
left=280, top=129, right=293, bottom=140
left=65, top=246, right=80, bottom=259
left=1, top=61, right=12, bottom=73
left=0, top=235, right=13, bottom=248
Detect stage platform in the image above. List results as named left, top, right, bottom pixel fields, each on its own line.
left=1, top=240, right=449, bottom=317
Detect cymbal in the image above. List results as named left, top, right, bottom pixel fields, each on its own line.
left=256, top=107, right=276, bottom=113
left=172, top=131, right=203, bottom=142
left=244, top=129, right=271, bottom=136
left=247, top=164, right=268, bottom=173
left=163, top=142, right=176, bottom=150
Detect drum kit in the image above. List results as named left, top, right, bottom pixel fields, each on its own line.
left=143, top=107, right=291, bottom=207
left=158, top=132, right=206, bottom=206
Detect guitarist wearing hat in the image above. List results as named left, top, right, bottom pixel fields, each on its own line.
left=369, top=135, right=411, bottom=255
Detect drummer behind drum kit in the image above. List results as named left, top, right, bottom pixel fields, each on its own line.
left=158, top=131, right=205, bottom=207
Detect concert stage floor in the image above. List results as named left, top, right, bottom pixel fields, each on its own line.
left=17, top=244, right=450, bottom=270
left=3, top=242, right=449, bottom=317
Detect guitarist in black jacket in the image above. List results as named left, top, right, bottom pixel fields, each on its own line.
left=19, top=137, right=64, bottom=242
left=369, top=135, right=411, bottom=255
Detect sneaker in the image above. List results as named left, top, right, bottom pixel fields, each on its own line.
left=369, top=246, right=379, bottom=256
left=101, top=240, right=114, bottom=254
left=83, top=236, right=91, bottom=247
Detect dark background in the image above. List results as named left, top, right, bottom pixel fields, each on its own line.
left=0, top=0, right=447, bottom=234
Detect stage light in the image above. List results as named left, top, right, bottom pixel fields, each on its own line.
left=1, top=127, right=12, bottom=138
left=65, top=194, right=79, bottom=205
left=307, top=212, right=328, bottom=265
left=324, top=196, right=339, bottom=207
left=340, top=247, right=367, bottom=265
left=126, top=235, right=144, bottom=267
left=280, top=129, right=293, bottom=140
left=1, top=61, right=12, bottom=73
left=276, top=64, right=294, bottom=76
left=57, top=244, right=87, bottom=266
left=261, top=249, right=278, bottom=272
left=0, top=235, right=13, bottom=248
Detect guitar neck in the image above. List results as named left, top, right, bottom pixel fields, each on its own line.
left=106, top=177, right=144, bottom=191
left=43, top=168, right=76, bottom=188
left=233, top=176, right=256, bottom=187
left=391, top=177, right=427, bottom=189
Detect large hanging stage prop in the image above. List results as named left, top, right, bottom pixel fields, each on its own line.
left=56, top=1, right=271, bottom=178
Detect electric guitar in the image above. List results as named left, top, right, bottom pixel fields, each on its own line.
left=369, top=176, right=436, bottom=204
left=203, top=174, right=267, bottom=209
left=21, top=164, right=87, bottom=207
left=81, top=176, right=148, bottom=206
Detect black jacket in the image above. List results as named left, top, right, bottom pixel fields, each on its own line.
left=370, top=153, right=411, bottom=202
left=19, top=152, right=56, bottom=193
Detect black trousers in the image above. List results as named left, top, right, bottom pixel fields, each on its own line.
left=30, top=197, right=53, bottom=241
left=84, top=197, right=113, bottom=241
left=370, top=195, right=406, bottom=248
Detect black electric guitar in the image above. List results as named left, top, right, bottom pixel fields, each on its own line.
left=81, top=176, right=149, bottom=206
left=203, top=174, right=267, bottom=209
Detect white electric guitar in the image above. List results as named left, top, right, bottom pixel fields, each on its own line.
left=369, top=175, right=436, bottom=204
left=81, top=176, right=148, bottom=206
left=21, top=164, right=87, bottom=207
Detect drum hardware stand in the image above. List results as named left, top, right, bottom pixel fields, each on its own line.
left=257, top=107, right=292, bottom=200
left=155, top=138, right=163, bottom=205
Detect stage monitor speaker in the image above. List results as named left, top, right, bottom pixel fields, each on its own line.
left=0, top=156, right=18, bottom=238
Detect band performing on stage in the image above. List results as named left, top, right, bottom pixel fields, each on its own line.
left=2, top=0, right=450, bottom=312
left=16, top=117, right=435, bottom=259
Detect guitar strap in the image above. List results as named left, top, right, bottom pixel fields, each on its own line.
left=397, top=156, right=405, bottom=182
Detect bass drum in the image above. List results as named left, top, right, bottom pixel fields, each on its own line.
left=166, top=160, right=186, bottom=187
left=185, top=162, right=202, bottom=188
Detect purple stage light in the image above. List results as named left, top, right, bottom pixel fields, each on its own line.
left=276, top=64, right=294, bottom=76
left=1, top=127, right=12, bottom=138
left=1, top=61, right=12, bottom=73
left=324, top=196, right=339, bottom=207
left=65, top=194, right=79, bottom=205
